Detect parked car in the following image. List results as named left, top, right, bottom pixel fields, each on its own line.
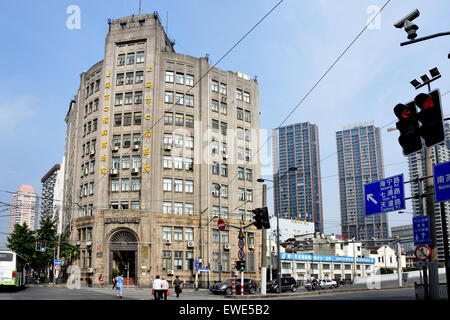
left=266, top=277, right=298, bottom=293
left=305, top=279, right=321, bottom=290
left=320, top=279, right=337, bottom=289
left=209, top=278, right=258, bottom=295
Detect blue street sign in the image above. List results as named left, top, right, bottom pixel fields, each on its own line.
left=199, top=268, right=210, bottom=272
left=433, top=161, right=450, bottom=203
left=364, top=174, right=405, bottom=215
left=54, top=259, right=61, bottom=265
left=194, top=259, right=200, bottom=271
left=413, top=216, right=431, bottom=246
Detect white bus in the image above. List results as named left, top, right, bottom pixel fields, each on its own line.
left=0, top=250, right=27, bottom=288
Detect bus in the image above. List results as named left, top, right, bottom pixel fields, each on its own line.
left=0, top=250, right=28, bottom=288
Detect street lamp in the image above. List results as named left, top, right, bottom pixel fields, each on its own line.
left=257, top=166, right=297, bottom=293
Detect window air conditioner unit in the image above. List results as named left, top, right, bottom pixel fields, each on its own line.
left=221, top=96, right=227, bottom=102
left=86, top=241, right=92, bottom=246
left=131, top=167, right=140, bottom=174
left=164, top=145, right=172, bottom=151
left=133, top=144, right=140, bottom=151
left=248, top=244, right=255, bottom=250
left=112, top=146, right=119, bottom=152
left=90, top=149, right=95, bottom=156
left=167, top=270, right=174, bottom=276
left=110, top=168, right=119, bottom=176
left=165, top=239, right=171, bottom=245
left=87, top=268, right=94, bottom=274
left=187, top=241, right=195, bottom=248
left=76, top=241, right=80, bottom=246
left=223, top=243, right=230, bottom=250
left=246, top=156, right=250, bottom=161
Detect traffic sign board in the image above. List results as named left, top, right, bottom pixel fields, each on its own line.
left=415, top=245, right=431, bottom=261
left=413, top=216, right=431, bottom=246
left=364, top=174, right=405, bottom=215
left=433, top=161, right=450, bottom=202
left=194, top=259, right=200, bottom=271
left=55, top=265, right=61, bottom=271
left=217, top=219, right=226, bottom=231
left=238, top=249, right=245, bottom=260
left=54, top=259, right=61, bottom=265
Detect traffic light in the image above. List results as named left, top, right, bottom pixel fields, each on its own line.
left=415, top=89, right=444, bottom=147
left=235, top=260, right=246, bottom=271
left=252, top=208, right=263, bottom=229
left=36, top=240, right=46, bottom=252
left=260, top=207, right=270, bottom=229
left=394, top=101, right=422, bottom=155
left=252, top=207, right=271, bottom=229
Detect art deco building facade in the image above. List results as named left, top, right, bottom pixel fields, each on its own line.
left=271, top=122, right=323, bottom=233
left=336, top=122, right=388, bottom=246
left=62, top=13, right=262, bottom=287
left=8, top=184, right=39, bottom=234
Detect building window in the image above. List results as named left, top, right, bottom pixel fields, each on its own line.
left=236, top=89, right=243, bottom=101
left=175, top=113, right=184, bottom=126
left=174, top=202, right=183, bottom=215
left=165, top=91, right=174, bottom=103
left=121, top=178, right=130, bottom=192
left=174, top=134, right=183, bottom=148
left=120, top=22, right=127, bottom=30
left=174, top=179, right=183, bottom=192
left=163, top=202, right=172, bottom=214
left=132, top=155, right=141, bottom=168
left=186, top=74, right=194, bottom=86
left=220, top=83, right=227, bottom=95
left=238, top=167, right=244, bottom=180
left=174, top=251, right=183, bottom=270
left=185, top=95, right=194, bottom=107
left=211, top=80, right=219, bottom=92
left=212, top=119, right=219, bottom=132
left=126, top=72, right=134, bottom=85
left=116, top=73, right=124, bottom=86
left=238, top=188, right=245, bottom=201
left=122, top=156, right=130, bottom=169
left=246, top=168, right=252, bottom=181
left=135, top=91, right=143, bottom=104
left=163, top=156, right=172, bottom=169
left=185, top=115, right=194, bottom=128
left=123, top=113, right=132, bottom=126
left=163, top=178, right=172, bottom=191
left=111, top=179, right=119, bottom=192
left=131, top=178, right=141, bottom=191
left=237, top=108, right=243, bottom=120
left=244, top=110, right=251, bottom=122
left=115, top=93, right=123, bottom=106
left=185, top=251, right=194, bottom=271
left=220, top=102, right=227, bottom=115
left=136, top=51, right=145, bottom=63
left=114, top=114, right=122, bottom=126
left=131, top=201, right=140, bottom=209
left=212, top=161, right=219, bottom=175
left=127, top=52, right=135, bottom=64
left=118, top=54, right=125, bottom=66
left=123, top=134, right=131, bottom=148
left=135, top=71, right=144, bottom=83
left=174, top=157, right=183, bottom=170
left=212, top=99, right=219, bottom=112
left=134, top=112, right=141, bottom=125
left=185, top=180, right=194, bottom=193
left=176, top=73, right=184, bottom=85
left=165, top=71, right=174, bottom=83
left=174, top=227, right=183, bottom=241
left=163, top=251, right=172, bottom=270
left=164, top=112, right=173, bottom=125
left=243, top=91, right=250, bottom=103
left=185, top=203, right=194, bottom=216
left=162, top=227, right=172, bottom=241
left=220, top=164, right=228, bottom=177
left=175, top=93, right=184, bottom=105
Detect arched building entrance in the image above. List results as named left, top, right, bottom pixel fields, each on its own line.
left=109, top=229, right=138, bottom=286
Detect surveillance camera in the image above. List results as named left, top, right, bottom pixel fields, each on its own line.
left=394, top=9, right=420, bottom=28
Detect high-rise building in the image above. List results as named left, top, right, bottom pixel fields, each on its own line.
left=271, top=122, right=323, bottom=233
left=336, top=121, right=388, bottom=246
left=41, top=161, right=65, bottom=234
left=407, top=122, right=450, bottom=263
left=8, top=185, right=39, bottom=234
left=62, top=13, right=262, bottom=287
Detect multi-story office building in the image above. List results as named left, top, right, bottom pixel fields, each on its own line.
left=62, top=13, right=262, bottom=287
left=336, top=121, right=388, bottom=246
left=8, top=184, right=39, bottom=234
left=272, top=122, right=323, bottom=233
left=407, top=122, right=450, bottom=263
left=41, top=162, right=65, bottom=234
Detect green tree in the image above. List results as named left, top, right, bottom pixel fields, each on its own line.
left=6, top=222, right=36, bottom=266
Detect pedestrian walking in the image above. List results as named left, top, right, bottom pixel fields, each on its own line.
left=115, top=274, right=124, bottom=299
left=112, top=276, right=117, bottom=290
left=161, top=277, right=169, bottom=300
left=173, top=276, right=183, bottom=298
left=152, top=275, right=163, bottom=300
left=98, top=274, right=104, bottom=288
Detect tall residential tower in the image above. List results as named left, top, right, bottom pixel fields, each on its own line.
left=8, top=185, right=39, bottom=234
left=272, top=122, right=323, bottom=233
left=336, top=121, right=388, bottom=246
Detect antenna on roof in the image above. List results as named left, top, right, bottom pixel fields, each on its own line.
left=138, top=0, right=142, bottom=15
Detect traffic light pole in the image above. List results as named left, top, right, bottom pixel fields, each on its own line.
left=261, top=184, right=267, bottom=295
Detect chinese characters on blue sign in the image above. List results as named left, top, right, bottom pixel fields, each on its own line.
left=433, top=161, right=450, bottom=203
left=364, top=174, right=405, bottom=215
left=413, top=216, right=431, bottom=246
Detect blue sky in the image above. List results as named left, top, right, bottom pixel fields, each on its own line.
left=1, top=0, right=449, bottom=247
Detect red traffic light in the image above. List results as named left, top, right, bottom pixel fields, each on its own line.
left=415, top=90, right=444, bottom=148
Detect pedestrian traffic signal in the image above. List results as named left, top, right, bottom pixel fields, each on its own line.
left=235, top=260, right=246, bottom=271
left=35, top=240, right=41, bottom=252
left=415, top=89, right=444, bottom=147
left=36, top=240, right=46, bottom=252
left=394, top=101, right=422, bottom=155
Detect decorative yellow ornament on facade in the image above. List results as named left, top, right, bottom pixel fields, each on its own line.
left=100, top=167, right=107, bottom=175
left=101, top=141, right=108, bottom=149
left=143, top=165, right=150, bottom=173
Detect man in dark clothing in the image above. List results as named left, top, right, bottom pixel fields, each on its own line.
left=173, top=276, right=183, bottom=298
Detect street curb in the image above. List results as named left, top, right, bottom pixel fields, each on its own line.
left=224, top=285, right=414, bottom=299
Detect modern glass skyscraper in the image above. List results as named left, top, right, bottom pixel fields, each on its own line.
left=272, top=122, right=323, bottom=233
left=336, top=121, right=388, bottom=245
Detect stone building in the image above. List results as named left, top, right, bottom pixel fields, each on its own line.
left=62, top=13, right=262, bottom=287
